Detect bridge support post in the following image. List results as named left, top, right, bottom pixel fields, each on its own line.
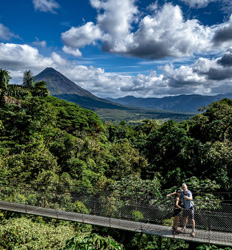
left=207, top=210, right=212, bottom=244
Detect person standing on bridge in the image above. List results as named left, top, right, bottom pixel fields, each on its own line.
left=181, top=183, right=196, bottom=237
left=167, top=183, right=196, bottom=237
left=172, top=189, right=183, bottom=234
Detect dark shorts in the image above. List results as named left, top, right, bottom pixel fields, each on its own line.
left=173, top=208, right=182, bottom=217
left=183, top=207, right=195, bottom=219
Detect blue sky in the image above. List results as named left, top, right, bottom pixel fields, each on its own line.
left=1, top=0, right=232, bottom=98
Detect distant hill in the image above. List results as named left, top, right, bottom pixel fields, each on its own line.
left=33, top=68, right=196, bottom=122
left=34, top=67, right=127, bottom=110
left=107, top=93, right=232, bottom=112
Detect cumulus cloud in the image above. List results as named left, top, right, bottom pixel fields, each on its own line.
left=213, top=16, right=232, bottom=45
left=62, top=45, right=82, bottom=57
left=126, top=4, right=212, bottom=59
left=91, top=0, right=138, bottom=52
left=62, top=22, right=102, bottom=49
left=0, top=43, right=53, bottom=78
left=33, top=0, right=60, bottom=13
left=1, top=42, right=232, bottom=98
left=0, top=23, right=17, bottom=41
left=161, top=52, right=232, bottom=95
left=62, top=1, right=214, bottom=59
left=51, top=52, right=70, bottom=66
left=206, top=67, right=232, bottom=80
left=63, top=67, right=167, bottom=98
left=162, top=63, right=207, bottom=90
left=200, top=49, right=232, bottom=80
left=217, top=48, right=232, bottom=66
left=92, top=0, right=138, bottom=36
left=0, top=42, right=167, bottom=97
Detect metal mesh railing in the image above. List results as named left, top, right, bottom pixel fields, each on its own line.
left=0, top=183, right=232, bottom=246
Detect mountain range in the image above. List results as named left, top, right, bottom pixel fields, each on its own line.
left=34, top=67, right=231, bottom=121
left=107, top=93, right=232, bottom=112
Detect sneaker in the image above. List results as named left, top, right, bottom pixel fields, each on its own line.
left=172, top=230, right=181, bottom=234
left=181, top=228, right=186, bottom=233
left=191, top=232, right=195, bottom=237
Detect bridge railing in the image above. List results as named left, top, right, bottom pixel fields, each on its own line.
left=0, top=183, right=232, bottom=235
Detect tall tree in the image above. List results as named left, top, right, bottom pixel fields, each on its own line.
left=23, top=70, right=34, bottom=89
left=0, top=68, right=11, bottom=105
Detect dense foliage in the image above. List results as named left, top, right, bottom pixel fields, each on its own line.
left=0, top=68, right=231, bottom=249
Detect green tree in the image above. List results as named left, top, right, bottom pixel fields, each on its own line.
left=144, top=120, right=193, bottom=187
left=23, top=70, right=34, bottom=88
left=197, top=141, right=232, bottom=190
left=7, top=84, right=31, bottom=100
left=107, top=138, right=148, bottom=179
left=0, top=68, right=11, bottom=105
left=31, top=80, right=50, bottom=97
left=190, top=98, right=232, bottom=143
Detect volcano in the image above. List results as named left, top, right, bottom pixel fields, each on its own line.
left=34, top=67, right=126, bottom=110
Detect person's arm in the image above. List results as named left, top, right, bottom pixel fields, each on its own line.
left=184, top=191, right=193, bottom=200
left=175, top=197, right=183, bottom=209
left=184, top=195, right=192, bottom=200
left=166, top=192, right=176, bottom=198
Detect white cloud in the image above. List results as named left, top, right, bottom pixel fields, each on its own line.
left=92, top=0, right=138, bottom=38
left=96, top=0, right=138, bottom=54
left=61, top=1, right=214, bottom=59
left=33, top=0, right=60, bottom=13
left=213, top=15, right=232, bottom=46
left=217, top=47, right=232, bottom=66
left=0, top=23, right=17, bottom=41
left=51, top=52, right=69, bottom=66
left=161, top=55, right=232, bottom=95
left=1, top=42, right=232, bottom=98
left=162, top=62, right=208, bottom=88
left=62, top=22, right=102, bottom=49
left=62, top=45, right=82, bottom=57
left=40, top=51, right=232, bottom=98
left=0, top=43, right=53, bottom=80
left=126, top=4, right=212, bottom=59
left=62, top=0, right=138, bottom=56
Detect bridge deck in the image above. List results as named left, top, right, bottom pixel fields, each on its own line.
left=0, top=200, right=231, bottom=247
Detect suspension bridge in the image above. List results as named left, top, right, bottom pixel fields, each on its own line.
left=0, top=184, right=231, bottom=247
